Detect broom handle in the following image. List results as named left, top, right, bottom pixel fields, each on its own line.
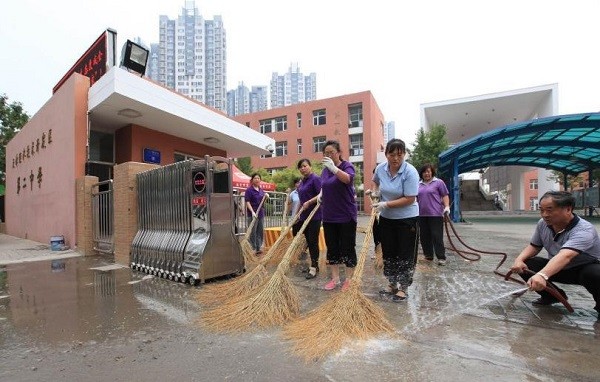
left=282, top=193, right=290, bottom=228
left=275, top=200, right=321, bottom=274
left=244, top=194, right=268, bottom=241
left=352, top=195, right=379, bottom=283
left=260, top=205, right=305, bottom=264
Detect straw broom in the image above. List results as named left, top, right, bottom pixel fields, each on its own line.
left=196, top=206, right=305, bottom=306
left=240, top=195, right=267, bottom=265
left=200, top=202, right=321, bottom=332
left=283, top=208, right=395, bottom=361
left=267, top=205, right=308, bottom=266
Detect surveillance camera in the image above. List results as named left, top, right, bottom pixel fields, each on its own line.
left=266, top=144, right=274, bottom=154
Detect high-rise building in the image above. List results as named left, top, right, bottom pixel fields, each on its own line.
left=384, top=121, right=395, bottom=143
left=270, top=63, right=316, bottom=108
left=150, top=1, right=227, bottom=112
left=226, top=83, right=268, bottom=117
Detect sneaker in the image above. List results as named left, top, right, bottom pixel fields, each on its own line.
left=324, top=279, right=340, bottom=291
left=305, top=267, right=318, bottom=280
left=437, top=259, right=447, bottom=266
left=341, top=279, right=350, bottom=291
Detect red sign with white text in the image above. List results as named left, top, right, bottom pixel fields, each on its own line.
left=53, top=31, right=108, bottom=93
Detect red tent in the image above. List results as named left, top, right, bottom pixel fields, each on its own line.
left=231, top=165, right=276, bottom=191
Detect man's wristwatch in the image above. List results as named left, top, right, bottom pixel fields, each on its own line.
left=536, top=272, right=549, bottom=281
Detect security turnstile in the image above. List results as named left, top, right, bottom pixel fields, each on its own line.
left=130, top=156, right=244, bottom=285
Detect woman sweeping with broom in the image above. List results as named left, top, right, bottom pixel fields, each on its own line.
left=371, top=138, right=420, bottom=302
left=245, top=173, right=269, bottom=256
left=294, top=158, right=322, bottom=280
left=320, top=140, right=358, bottom=291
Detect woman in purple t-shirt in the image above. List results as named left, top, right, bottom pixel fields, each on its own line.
left=320, top=140, right=357, bottom=291
left=417, top=164, right=450, bottom=265
left=244, top=173, right=268, bottom=255
left=294, top=158, right=322, bottom=279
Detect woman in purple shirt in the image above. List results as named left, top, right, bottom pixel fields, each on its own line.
left=294, top=158, right=322, bottom=279
left=244, top=173, right=268, bottom=255
left=320, top=140, right=357, bottom=291
left=417, top=164, right=450, bottom=265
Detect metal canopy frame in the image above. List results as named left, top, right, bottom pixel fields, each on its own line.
left=437, top=112, right=600, bottom=221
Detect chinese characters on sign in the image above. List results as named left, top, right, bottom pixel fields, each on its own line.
left=14, top=129, right=51, bottom=194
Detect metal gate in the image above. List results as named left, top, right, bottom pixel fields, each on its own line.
left=92, top=180, right=114, bottom=254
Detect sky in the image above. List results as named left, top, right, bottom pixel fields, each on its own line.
left=2, top=0, right=600, bottom=144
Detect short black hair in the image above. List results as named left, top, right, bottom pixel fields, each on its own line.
left=385, top=138, right=406, bottom=154
left=250, top=173, right=261, bottom=180
left=540, top=191, right=575, bottom=209
left=419, top=163, right=436, bottom=178
left=297, top=158, right=311, bottom=169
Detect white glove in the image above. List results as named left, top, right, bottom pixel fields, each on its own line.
left=251, top=211, right=258, bottom=218
left=443, top=206, right=450, bottom=215
left=370, top=190, right=380, bottom=198
left=322, top=157, right=338, bottom=174
left=372, top=201, right=388, bottom=213
left=317, top=192, right=322, bottom=204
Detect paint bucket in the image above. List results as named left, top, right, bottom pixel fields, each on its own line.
left=50, top=235, right=65, bottom=251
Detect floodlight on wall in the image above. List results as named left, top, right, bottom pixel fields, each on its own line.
left=120, top=39, right=149, bottom=76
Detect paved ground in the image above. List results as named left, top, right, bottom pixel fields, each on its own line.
left=1, top=215, right=599, bottom=381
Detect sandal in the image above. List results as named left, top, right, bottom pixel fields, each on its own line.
left=391, top=290, right=407, bottom=302
left=378, top=283, right=398, bottom=296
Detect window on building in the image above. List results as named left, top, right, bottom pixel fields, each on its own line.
left=529, top=179, right=538, bottom=190
left=297, top=112, right=302, bottom=128
left=312, top=109, right=326, bottom=126
left=349, top=134, right=364, bottom=156
left=274, top=116, right=287, bottom=132
left=275, top=141, right=288, bottom=157
left=313, top=136, right=327, bottom=153
left=260, top=119, right=272, bottom=134
left=297, top=139, right=302, bottom=154
left=174, top=152, right=200, bottom=162
left=348, top=104, right=363, bottom=128
left=529, top=197, right=539, bottom=211
left=260, top=152, right=273, bottom=159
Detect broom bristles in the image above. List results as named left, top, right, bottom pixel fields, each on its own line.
left=196, top=206, right=304, bottom=307
left=283, top=283, right=395, bottom=361
left=200, top=269, right=300, bottom=331
left=199, top=202, right=321, bottom=332
left=195, top=264, right=268, bottom=306
left=283, top=209, right=396, bottom=361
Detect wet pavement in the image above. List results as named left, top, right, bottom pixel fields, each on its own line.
left=1, top=216, right=599, bottom=381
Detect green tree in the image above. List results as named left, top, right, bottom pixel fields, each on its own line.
left=408, top=123, right=449, bottom=171
left=234, top=157, right=253, bottom=175
left=0, top=94, right=29, bottom=185
left=271, top=167, right=301, bottom=192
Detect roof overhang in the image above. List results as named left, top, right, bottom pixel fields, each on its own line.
left=421, top=84, right=558, bottom=144
left=438, top=113, right=600, bottom=177
left=88, top=67, right=274, bottom=157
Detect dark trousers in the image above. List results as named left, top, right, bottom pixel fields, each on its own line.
left=378, top=216, right=419, bottom=287
left=419, top=216, right=445, bottom=260
left=293, top=219, right=322, bottom=268
left=522, top=256, right=600, bottom=310
left=323, top=221, right=357, bottom=267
